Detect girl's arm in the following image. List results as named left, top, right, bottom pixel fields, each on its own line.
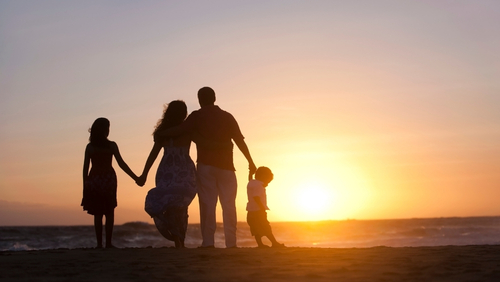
left=110, top=142, right=138, bottom=182
left=136, top=142, right=162, bottom=187
left=83, top=144, right=91, bottom=185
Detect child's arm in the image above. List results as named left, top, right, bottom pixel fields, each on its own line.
left=110, top=142, right=138, bottom=182
left=136, top=142, right=162, bottom=186
left=253, top=196, right=267, bottom=211
left=83, top=144, right=91, bottom=186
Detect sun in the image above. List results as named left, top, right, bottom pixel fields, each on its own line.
left=294, top=182, right=334, bottom=219
left=261, top=161, right=373, bottom=222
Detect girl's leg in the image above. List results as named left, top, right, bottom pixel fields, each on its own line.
left=94, top=214, right=104, bottom=248
left=104, top=210, right=115, bottom=248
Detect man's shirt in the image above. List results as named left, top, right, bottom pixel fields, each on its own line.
left=182, top=105, right=244, bottom=171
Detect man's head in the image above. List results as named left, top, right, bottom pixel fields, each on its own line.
left=198, top=87, right=216, bottom=107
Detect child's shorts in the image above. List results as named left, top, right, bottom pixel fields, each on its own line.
left=247, top=210, right=272, bottom=237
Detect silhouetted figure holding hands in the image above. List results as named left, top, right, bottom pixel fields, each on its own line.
left=136, top=101, right=197, bottom=248
left=156, top=87, right=256, bottom=248
left=82, top=118, right=138, bottom=248
left=246, top=167, right=284, bottom=248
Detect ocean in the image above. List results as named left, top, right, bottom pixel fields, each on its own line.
left=2, top=217, right=500, bottom=251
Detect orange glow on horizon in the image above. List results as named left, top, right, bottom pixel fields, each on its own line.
left=259, top=153, right=375, bottom=222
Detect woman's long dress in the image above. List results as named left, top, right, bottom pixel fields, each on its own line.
left=144, top=141, right=197, bottom=242
left=81, top=147, right=117, bottom=215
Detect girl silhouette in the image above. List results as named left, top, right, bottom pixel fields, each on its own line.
left=82, top=117, right=138, bottom=248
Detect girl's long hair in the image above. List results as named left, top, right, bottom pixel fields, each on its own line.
left=153, top=100, right=188, bottom=139
left=89, top=117, right=110, bottom=148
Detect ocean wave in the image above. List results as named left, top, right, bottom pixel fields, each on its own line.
left=6, top=242, right=33, bottom=251
left=2, top=217, right=500, bottom=251
left=121, top=221, right=154, bottom=230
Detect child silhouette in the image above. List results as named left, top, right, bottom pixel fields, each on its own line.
left=246, top=166, right=284, bottom=248
left=81, top=118, right=138, bottom=248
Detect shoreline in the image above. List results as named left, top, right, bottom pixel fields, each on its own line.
left=2, top=245, right=500, bottom=281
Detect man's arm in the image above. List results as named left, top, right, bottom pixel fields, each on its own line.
left=233, top=138, right=257, bottom=176
left=191, top=130, right=233, bottom=150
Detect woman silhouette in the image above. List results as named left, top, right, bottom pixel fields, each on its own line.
left=137, top=101, right=197, bottom=248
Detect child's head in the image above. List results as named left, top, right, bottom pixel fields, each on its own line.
left=255, top=166, right=273, bottom=185
left=89, top=117, right=110, bottom=147
left=153, top=100, right=188, bottom=135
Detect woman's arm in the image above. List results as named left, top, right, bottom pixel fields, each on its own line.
left=154, top=114, right=194, bottom=142
left=110, top=142, right=138, bottom=182
left=190, top=131, right=233, bottom=150
left=136, top=142, right=162, bottom=186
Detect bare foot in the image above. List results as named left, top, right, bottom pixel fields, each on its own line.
left=174, top=237, right=185, bottom=249
left=271, top=243, right=285, bottom=248
left=198, top=245, right=215, bottom=249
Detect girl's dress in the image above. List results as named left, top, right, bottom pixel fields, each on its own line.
left=145, top=139, right=197, bottom=242
left=81, top=146, right=117, bottom=215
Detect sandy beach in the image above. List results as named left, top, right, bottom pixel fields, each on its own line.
left=2, top=245, right=500, bottom=282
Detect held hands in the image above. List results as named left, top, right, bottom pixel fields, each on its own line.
left=132, top=174, right=140, bottom=184
left=136, top=174, right=147, bottom=187
left=248, top=162, right=257, bottom=181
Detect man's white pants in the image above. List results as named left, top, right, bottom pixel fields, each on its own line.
left=197, top=163, right=238, bottom=248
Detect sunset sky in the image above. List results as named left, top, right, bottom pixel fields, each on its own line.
left=1, top=1, right=499, bottom=226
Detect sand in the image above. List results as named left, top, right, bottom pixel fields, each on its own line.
left=1, top=245, right=500, bottom=281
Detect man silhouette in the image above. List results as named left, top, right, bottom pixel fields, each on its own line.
left=156, top=87, right=256, bottom=248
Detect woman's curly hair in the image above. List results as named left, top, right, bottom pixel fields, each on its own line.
left=153, top=100, right=188, bottom=138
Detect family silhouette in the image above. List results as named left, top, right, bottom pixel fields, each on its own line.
left=82, top=87, right=283, bottom=249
